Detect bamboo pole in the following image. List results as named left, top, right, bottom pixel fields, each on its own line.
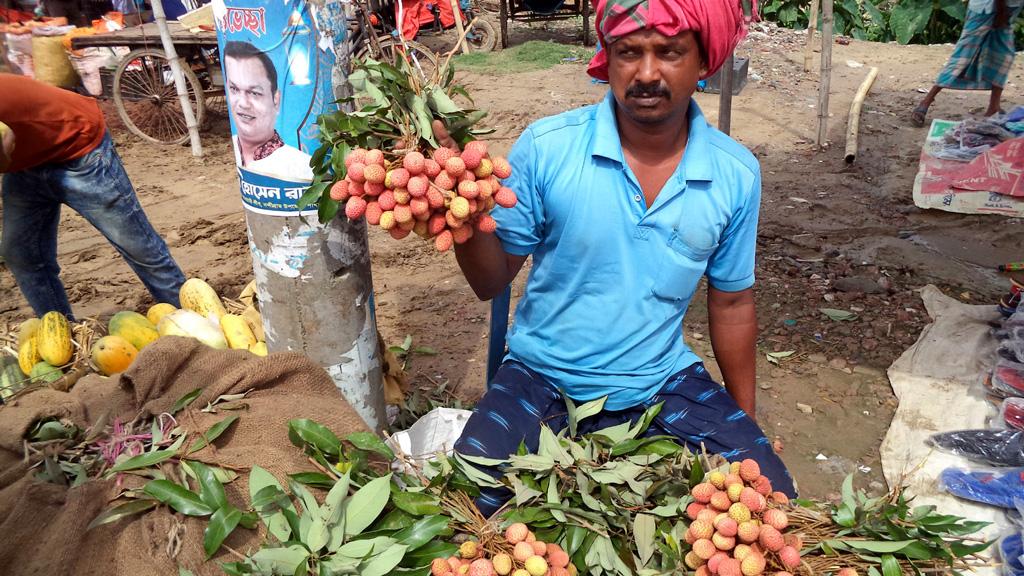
left=150, top=0, right=203, bottom=156
left=718, top=52, right=734, bottom=135
left=804, top=0, right=819, bottom=73
left=450, top=0, right=470, bottom=54
left=816, top=0, right=833, bottom=149
left=844, top=66, right=879, bottom=164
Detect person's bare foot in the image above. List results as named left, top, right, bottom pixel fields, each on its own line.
left=911, top=104, right=929, bottom=127
left=984, top=107, right=1005, bottom=117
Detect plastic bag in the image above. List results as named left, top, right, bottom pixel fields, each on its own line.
left=928, top=428, right=1024, bottom=467
left=993, top=361, right=1024, bottom=398
left=998, top=399, right=1024, bottom=431
left=1000, top=531, right=1024, bottom=576
left=5, top=30, right=34, bottom=78
left=939, top=467, right=1024, bottom=509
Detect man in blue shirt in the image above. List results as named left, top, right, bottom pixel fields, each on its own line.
left=442, top=0, right=794, bottom=513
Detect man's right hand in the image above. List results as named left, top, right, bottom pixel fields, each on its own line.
left=432, top=120, right=460, bottom=151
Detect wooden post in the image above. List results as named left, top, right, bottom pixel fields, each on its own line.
left=816, top=0, right=833, bottom=149
left=150, top=0, right=202, bottom=156
left=718, top=52, right=734, bottom=135
left=844, top=66, right=878, bottom=164
left=804, top=0, right=819, bottom=73
left=214, top=0, right=386, bottom=431
left=450, top=0, right=470, bottom=54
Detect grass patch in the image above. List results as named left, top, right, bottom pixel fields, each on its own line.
left=453, top=40, right=593, bottom=75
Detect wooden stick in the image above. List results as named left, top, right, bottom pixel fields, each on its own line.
left=804, top=0, right=819, bottom=73
left=718, top=52, right=734, bottom=135
left=450, top=0, right=470, bottom=55
left=844, top=66, right=879, bottom=164
left=816, top=0, right=833, bottom=149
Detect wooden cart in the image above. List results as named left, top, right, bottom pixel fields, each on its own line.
left=497, top=0, right=591, bottom=49
left=71, top=22, right=222, bottom=146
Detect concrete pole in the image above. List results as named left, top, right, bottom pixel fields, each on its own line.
left=214, top=0, right=386, bottom=431
left=150, top=0, right=203, bottom=156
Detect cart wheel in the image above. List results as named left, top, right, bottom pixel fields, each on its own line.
left=113, top=48, right=205, bottom=146
left=582, top=0, right=592, bottom=46
left=357, top=38, right=440, bottom=84
left=499, top=0, right=509, bottom=48
left=466, top=17, right=498, bottom=52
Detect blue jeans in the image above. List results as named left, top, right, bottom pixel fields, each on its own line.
left=1, top=133, right=185, bottom=317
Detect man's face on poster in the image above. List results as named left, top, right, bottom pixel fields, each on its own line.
left=225, top=55, right=281, bottom=147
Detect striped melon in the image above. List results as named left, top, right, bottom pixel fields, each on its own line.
left=37, top=311, right=73, bottom=366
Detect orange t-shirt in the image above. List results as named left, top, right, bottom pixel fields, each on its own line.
left=0, top=73, right=106, bottom=173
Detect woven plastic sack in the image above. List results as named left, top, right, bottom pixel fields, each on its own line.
left=68, top=47, right=120, bottom=96
left=31, top=26, right=78, bottom=87
left=5, top=29, right=34, bottom=77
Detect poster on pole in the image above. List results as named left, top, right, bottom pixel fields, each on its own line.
left=212, top=0, right=343, bottom=216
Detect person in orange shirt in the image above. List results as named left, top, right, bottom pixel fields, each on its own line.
left=0, top=74, right=185, bottom=317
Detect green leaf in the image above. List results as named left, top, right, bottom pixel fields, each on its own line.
left=427, top=86, right=463, bottom=114
left=288, top=472, right=335, bottom=489
left=636, top=438, right=684, bottom=457
left=288, top=419, right=342, bottom=458
left=204, top=505, right=242, bottom=559
left=110, top=439, right=182, bottom=472
left=820, top=307, right=858, bottom=322
left=298, top=182, right=327, bottom=213
left=841, top=474, right=856, bottom=511
left=31, top=420, right=76, bottom=441
left=510, top=474, right=544, bottom=506
left=251, top=545, right=309, bottom=574
left=143, top=479, right=214, bottom=517
left=172, top=388, right=203, bottom=414
left=401, top=540, right=458, bottom=568
left=508, top=454, right=556, bottom=472
left=454, top=453, right=508, bottom=467
left=839, top=540, right=919, bottom=554
left=889, top=0, right=933, bottom=44
left=538, top=426, right=573, bottom=466
left=87, top=499, right=157, bottom=530
left=634, top=513, right=656, bottom=567
left=318, top=194, right=339, bottom=224
left=566, top=396, right=606, bottom=437
left=360, top=543, right=408, bottom=576
left=342, top=474, right=392, bottom=536
left=187, top=415, right=239, bottom=454
left=375, top=507, right=417, bottom=531
left=249, top=466, right=293, bottom=543
left=393, top=515, right=449, bottom=551
left=345, top=432, right=395, bottom=460
left=191, top=461, right=228, bottom=511
left=881, top=554, right=901, bottom=576
left=391, top=491, right=443, bottom=516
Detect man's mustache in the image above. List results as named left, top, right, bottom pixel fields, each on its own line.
left=626, top=82, right=671, bottom=99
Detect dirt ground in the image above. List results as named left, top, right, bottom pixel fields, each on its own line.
left=3, top=22, right=1022, bottom=501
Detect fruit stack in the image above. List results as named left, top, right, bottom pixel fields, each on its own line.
left=330, top=143, right=517, bottom=252
left=430, top=523, right=574, bottom=576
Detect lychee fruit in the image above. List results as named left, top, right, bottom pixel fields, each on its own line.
left=410, top=197, right=430, bottom=218
left=364, top=148, right=384, bottom=165
left=329, top=180, right=349, bottom=201
left=348, top=162, right=367, bottom=183
left=431, top=557, right=452, bottom=576
left=403, top=151, right=425, bottom=174
left=434, top=229, right=454, bottom=252
left=740, top=487, right=764, bottom=513
left=428, top=213, right=447, bottom=236
left=459, top=180, right=480, bottom=199
left=710, top=491, right=732, bottom=511
left=494, top=187, right=518, bottom=208
left=390, top=226, right=410, bottom=239
left=733, top=544, right=753, bottom=562
left=452, top=223, right=474, bottom=244
left=474, top=157, right=493, bottom=179
left=758, top=525, right=784, bottom=552
left=689, top=519, right=714, bottom=540
left=408, top=175, right=429, bottom=197
left=511, top=571, right=529, bottom=576
left=531, top=540, right=547, bottom=556
left=524, top=555, right=548, bottom=576
left=513, top=541, right=534, bottom=562
left=476, top=179, right=493, bottom=198
left=695, top=567, right=711, bottom=576
left=708, top=470, right=727, bottom=489
left=547, top=545, right=569, bottom=568
left=783, top=533, right=803, bottom=551
left=433, top=147, right=456, bottom=166
left=426, top=188, right=445, bottom=210
left=424, top=158, right=442, bottom=178
left=774, top=573, right=794, bottom=576
left=836, top=569, right=858, bottom=576
left=728, top=484, right=744, bottom=503
left=458, top=169, right=476, bottom=182
left=364, top=163, right=386, bottom=185
left=378, top=211, right=396, bottom=230
left=345, top=196, right=367, bottom=219
left=737, top=521, right=760, bottom=544
left=693, top=539, right=716, bottom=560
left=364, top=181, right=386, bottom=196
left=413, top=220, right=429, bottom=237
left=492, top=156, right=512, bottom=179
left=708, top=551, right=730, bottom=574
left=378, top=190, right=397, bottom=211
left=475, top=214, right=497, bottom=234
left=771, top=491, right=790, bottom=505
left=718, top=558, right=742, bottom=576
left=389, top=167, right=411, bottom=189
left=459, top=541, right=478, bottom=560
left=451, top=196, right=471, bottom=219
left=435, top=171, right=456, bottom=191
left=729, top=502, right=751, bottom=523
left=778, top=546, right=800, bottom=569
left=714, top=516, right=738, bottom=537
left=393, top=204, right=413, bottom=224
left=445, top=156, right=466, bottom=177
left=753, top=476, right=773, bottom=496
left=348, top=180, right=364, bottom=197
left=446, top=210, right=465, bottom=229
left=684, top=551, right=703, bottom=569
left=492, top=554, right=512, bottom=576
left=468, top=558, right=493, bottom=576
left=712, top=532, right=736, bottom=551
left=345, top=148, right=366, bottom=167
left=763, top=509, right=789, bottom=531
left=692, top=483, right=716, bottom=504
left=464, top=139, right=488, bottom=157
left=549, top=569, right=570, bottom=576
left=740, top=551, right=765, bottom=576
left=696, top=508, right=719, bottom=525
left=461, top=148, right=483, bottom=170
left=684, top=529, right=697, bottom=545
left=739, top=459, right=761, bottom=482
left=687, top=502, right=706, bottom=520
left=365, top=201, right=383, bottom=225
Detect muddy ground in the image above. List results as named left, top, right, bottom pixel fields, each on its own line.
left=3, top=22, right=1022, bottom=500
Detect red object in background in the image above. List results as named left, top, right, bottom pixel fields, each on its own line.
left=0, top=7, right=35, bottom=23
left=953, top=139, right=1024, bottom=198
left=397, top=0, right=460, bottom=40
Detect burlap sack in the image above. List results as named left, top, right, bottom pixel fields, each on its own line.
left=0, top=336, right=370, bottom=575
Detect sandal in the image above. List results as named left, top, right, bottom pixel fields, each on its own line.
left=911, top=105, right=929, bottom=127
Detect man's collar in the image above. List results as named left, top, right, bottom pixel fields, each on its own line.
left=591, top=91, right=715, bottom=183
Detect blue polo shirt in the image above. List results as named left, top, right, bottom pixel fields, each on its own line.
left=492, top=92, right=762, bottom=411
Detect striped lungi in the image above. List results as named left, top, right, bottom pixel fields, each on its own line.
left=936, top=5, right=1024, bottom=90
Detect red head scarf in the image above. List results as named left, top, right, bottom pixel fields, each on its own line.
left=587, top=0, right=752, bottom=82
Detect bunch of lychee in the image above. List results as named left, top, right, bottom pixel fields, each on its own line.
left=430, top=522, right=575, bottom=576
left=683, top=459, right=802, bottom=576
left=329, top=142, right=517, bottom=252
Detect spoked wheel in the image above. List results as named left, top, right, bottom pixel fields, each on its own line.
left=113, top=48, right=205, bottom=145
left=357, top=38, right=440, bottom=84
left=465, top=17, right=498, bottom=52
